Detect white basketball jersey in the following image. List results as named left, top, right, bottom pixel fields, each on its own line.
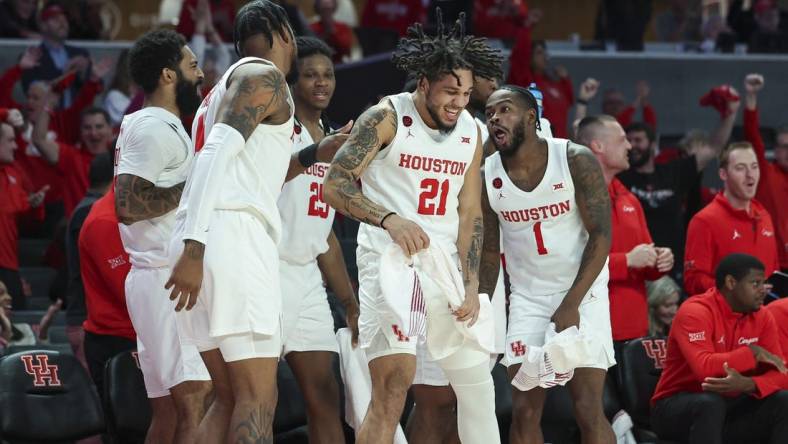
left=115, top=107, right=193, bottom=268
left=277, top=121, right=335, bottom=264
left=357, top=93, right=478, bottom=254
left=180, top=57, right=295, bottom=243
left=484, top=139, right=609, bottom=296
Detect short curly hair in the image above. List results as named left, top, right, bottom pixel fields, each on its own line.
left=129, top=29, right=187, bottom=94
left=296, top=36, right=335, bottom=60
left=391, top=9, right=503, bottom=84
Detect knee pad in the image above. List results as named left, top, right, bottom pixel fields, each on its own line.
left=443, top=362, right=500, bottom=444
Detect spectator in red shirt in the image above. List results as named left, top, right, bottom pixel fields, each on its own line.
left=361, top=0, right=425, bottom=37
left=79, top=189, right=136, bottom=398
left=576, top=115, right=673, bottom=341
left=32, top=105, right=114, bottom=217
left=473, top=0, right=541, bottom=41
left=602, top=82, right=658, bottom=130
left=767, top=297, right=788, bottom=346
left=508, top=39, right=573, bottom=138
left=651, top=254, right=788, bottom=444
left=311, top=0, right=354, bottom=63
left=0, top=121, right=47, bottom=310
left=684, top=142, right=780, bottom=295
left=742, top=73, right=788, bottom=271
left=176, top=0, right=236, bottom=41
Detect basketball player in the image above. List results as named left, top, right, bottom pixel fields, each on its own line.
left=479, top=86, right=616, bottom=444
left=115, top=29, right=211, bottom=444
left=164, top=2, right=345, bottom=442
left=324, top=14, right=504, bottom=444
left=278, top=36, right=359, bottom=442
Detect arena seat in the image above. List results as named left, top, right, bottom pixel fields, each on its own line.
left=4, top=343, right=73, bottom=357
left=103, top=350, right=150, bottom=443
left=0, top=350, right=104, bottom=441
left=45, top=325, right=69, bottom=344
left=18, top=267, right=58, bottom=300
left=10, top=310, right=65, bottom=326
left=617, top=336, right=670, bottom=443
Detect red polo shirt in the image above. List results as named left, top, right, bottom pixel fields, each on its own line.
left=766, top=298, right=788, bottom=349
left=361, top=0, right=425, bottom=36
left=744, top=108, right=788, bottom=270
left=608, top=178, right=665, bottom=340
left=78, top=191, right=135, bottom=340
left=0, top=163, right=43, bottom=270
left=57, top=143, right=94, bottom=218
left=652, top=288, right=788, bottom=404
left=684, top=193, right=779, bottom=296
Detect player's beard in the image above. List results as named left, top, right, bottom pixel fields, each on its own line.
left=425, top=100, right=458, bottom=136
left=496, top=121, right=526, bottom=157
left=175, top=72, right=203, bottom=116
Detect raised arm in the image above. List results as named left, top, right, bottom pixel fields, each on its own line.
left=478, top=169, right=501, bottom=297
left=323, top=102, right=396, bottom=226
left=698, top=89, right=741, bottom=171
left=552, top=144, right=612, bottom=332
left=31, top=96, right=60, bottom=165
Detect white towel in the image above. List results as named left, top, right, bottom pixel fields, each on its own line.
left=511, top=323, right=597, bottom=391
left=379, top=243, right=497, bottom=361
left=336, top=328, right=408, bottom=443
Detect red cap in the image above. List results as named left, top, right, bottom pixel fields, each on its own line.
left=40, top=5, right=66, bottom=21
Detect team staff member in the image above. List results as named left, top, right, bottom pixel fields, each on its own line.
left=741, top=73, right=787, bottom=271
left=79, top=189, right=137, bottom=398
left=684, top=142, right=779, bottom=295
left=575, top=115, right=672, bottom=342
left=766, top=298, right=788, bottom=347
left=651, top=254, right=788, bottom=444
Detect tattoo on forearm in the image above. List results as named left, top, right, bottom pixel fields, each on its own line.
left=463, top=216, right=483, bottom=285
left=478, top=182, right=501, bottom=296
left=115, top=174, right=184, bottom=224
left=325, top=105, right=397, bottom=226
left=233, top=404, right=273, bottom=444
left=220, top=67, right=287, bottom=141
left=566, top=144, right=611, bottom=297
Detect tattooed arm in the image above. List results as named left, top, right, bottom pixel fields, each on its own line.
left=453, top=134, right=484, bottom=324
left=551, top=143, right=612, bottom=332
left=115, top=175, right=184, bottom=225
left=167, top=63, right=290, bottom=312
left=478, top=169, right=501, bottom=297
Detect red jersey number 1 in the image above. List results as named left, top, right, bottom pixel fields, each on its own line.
left=417, top=178, right=449, bottom=215
left=533, top=222, right=548, bottom=255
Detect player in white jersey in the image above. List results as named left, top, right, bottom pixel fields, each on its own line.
left=479, top=85, right=616, bottom=444
left=166, top=3, right=350, bottom=442
left=115, top=29, right=211, bottom=444
left=324, top=14, right=504, bottom=444
left=277, top=36, right=359, bottom=443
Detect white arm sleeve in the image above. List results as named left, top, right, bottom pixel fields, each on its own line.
left=181, top=123, right=246, bottom=244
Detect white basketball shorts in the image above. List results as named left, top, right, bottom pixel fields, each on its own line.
left=124, top=267, right=210, bottom=398
left=280, top=259, right=339, bottom=356
left=502, top=282, right=616, bottom=370
left=170, top=210, right=282, bottom=362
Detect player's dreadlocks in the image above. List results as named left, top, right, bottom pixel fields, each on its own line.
left=391, top=9, right=504, bottom=85
left=233, top=0, right=292, bottom=57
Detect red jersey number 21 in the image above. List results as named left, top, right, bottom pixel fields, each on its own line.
left=418, top=178, right=449, bottom=215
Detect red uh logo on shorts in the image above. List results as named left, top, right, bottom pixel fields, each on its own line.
left=21, top=354, right=62, bottom=387
left=641, top=339, right=667, bottom=369
left=511, top=341, right=526, bottom=357
left=391, top=325, right=410, bottom=342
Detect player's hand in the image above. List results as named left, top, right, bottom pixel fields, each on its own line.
left=578, top=78, right=600, bottom=102
left=749, top=345, right=788, bottom=373
left=551, top=304, right=580, bottom=333
left=626, top=243, right=657, bottom=269
left=28, top=185, right=49, bottom=208
left=454, top=289, right=480, bottom=326
left=655, top=247, right=674, bottom=273
left=346, top=300, right=360, bottom=348
left=165, top=240, right=205, bottom=312
left=744, top=74, right=764, bottom=94
left=316, top=120, right=353, bottom=163
left=702, top=362, right=756, bottom=393
left=19, top=47, right=41, bottom=70
left=6, top=109, right=24, bottom=128
left=382, top=214, right=430, bottom=256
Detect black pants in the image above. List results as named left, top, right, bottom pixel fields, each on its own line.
left=83, top=331, right=136, bottom=397
left=652, top=391, right=788, bottom=444
left=0, top=267, right=25, bottom=310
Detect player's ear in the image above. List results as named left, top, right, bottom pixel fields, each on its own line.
left=161, top=67, right=176, bottom=86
